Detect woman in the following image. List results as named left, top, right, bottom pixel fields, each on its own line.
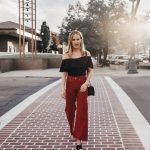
left=59, top=30, right=93, bottom=150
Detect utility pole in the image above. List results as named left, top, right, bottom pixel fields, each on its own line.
left=19, top=0, right=37, bottom=58
left=128, top=0, right=140, bottom=74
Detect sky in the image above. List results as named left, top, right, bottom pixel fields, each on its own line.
left=0, top=0, right=150, bottom=33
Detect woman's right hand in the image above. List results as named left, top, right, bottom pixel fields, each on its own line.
left=61, top=88, right=66, bottom=99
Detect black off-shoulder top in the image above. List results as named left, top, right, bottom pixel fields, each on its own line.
left=59, top=56, right=93, bottom=76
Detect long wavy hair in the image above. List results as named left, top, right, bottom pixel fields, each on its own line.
left=66, top=30, right=86, bottom=57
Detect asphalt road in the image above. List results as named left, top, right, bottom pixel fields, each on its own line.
left=0, top=77, right=59, bottom=117
left=112, top=76, right=150, bottom=124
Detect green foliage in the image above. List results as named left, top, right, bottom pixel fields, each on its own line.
left=40, top=21, right=50, bottom=52
left=59, top=2, right=86, bottom=42
left=59, top=0, right=129, bottom=63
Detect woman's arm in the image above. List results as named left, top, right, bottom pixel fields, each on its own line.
left=61, top=72, right=67, bottom=99
left=80, top=67, right=93, bottom=92
left=85, top=50, right=93, bottom=85
left=84, top=67, right=93, bottom=86
left=61, top=53, right=68, bottom=98
left=80, top=50, right=93, bottom=92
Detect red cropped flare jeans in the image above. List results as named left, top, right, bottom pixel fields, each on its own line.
left=65, top=75, right=88, bottom=141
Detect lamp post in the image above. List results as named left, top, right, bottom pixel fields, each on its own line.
left=128, top=0, right=140, bottom=74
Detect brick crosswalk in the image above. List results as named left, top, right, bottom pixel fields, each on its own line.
left=0, top=76, right=144, bottom=150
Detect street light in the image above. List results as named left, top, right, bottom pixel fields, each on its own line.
left=128, top=0, right=140, bottom=74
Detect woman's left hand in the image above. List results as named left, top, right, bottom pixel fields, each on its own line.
left=80, top=83, right=88, bottom=92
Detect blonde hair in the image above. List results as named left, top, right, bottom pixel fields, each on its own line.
left=66, top=30, right=86, bottom=56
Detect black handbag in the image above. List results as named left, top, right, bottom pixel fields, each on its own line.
left=88, top=85, right=95, bottom=96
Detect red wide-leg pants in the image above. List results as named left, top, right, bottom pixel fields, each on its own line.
left=65, top=75, right=88, bottom=141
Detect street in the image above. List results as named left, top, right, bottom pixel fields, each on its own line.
left=1, top=68, right=150, bottom=125
left=0, top=77, right=59, bottom=117
left=112, top=76, right=150, bottom=124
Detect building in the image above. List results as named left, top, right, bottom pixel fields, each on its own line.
left=0, top=21, right=41, bottom=53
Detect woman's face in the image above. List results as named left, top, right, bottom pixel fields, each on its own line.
left=71, top=34, right=82, bottom=49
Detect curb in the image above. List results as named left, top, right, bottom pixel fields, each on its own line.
left=0, top=79, right=61, bottom=130
left=105, top=76, right=150, bottom=150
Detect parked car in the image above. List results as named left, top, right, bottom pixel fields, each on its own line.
left=143, top=57, right=150, bottom=63
left=114, top=55, right=129, bottom=65
left=107, top=55, right=117, bottom=64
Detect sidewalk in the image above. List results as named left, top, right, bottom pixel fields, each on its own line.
left=0, top=68, right=149, bottom=150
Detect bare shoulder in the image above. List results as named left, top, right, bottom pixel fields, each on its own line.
left=85, top=50, right=91, bottom=56
left=62, top=52, right=70, bottom=59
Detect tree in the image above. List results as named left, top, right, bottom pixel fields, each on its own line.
left=86, top=0, right=128, bottom=65
left=59, top=2, right=101, bottom=56
left=59, top=0, right=128, bottom=65
left=40, top=21, right=50, bottom=53
left=50, top=32, right=60, bottom=53
left=143, top=10, right=150, bottom=21
left=59, top=2, right=86, bottom=42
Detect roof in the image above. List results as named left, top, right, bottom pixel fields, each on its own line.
left=0, top=21, right=39, bottom=35
left=0, top=21, right=28, bottom=30
left=0, top=21, right=41, bottom=40
left=0, top=21, right=19, bottom=29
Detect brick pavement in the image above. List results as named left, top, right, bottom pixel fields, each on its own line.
left=0, top=76, right=144, bottom=150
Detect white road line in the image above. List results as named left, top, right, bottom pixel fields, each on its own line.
left=105, top=76, right=150, bottom=150
left=0, top=79, right=61, bottom=130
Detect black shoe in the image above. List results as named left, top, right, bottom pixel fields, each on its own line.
left=76, top=144, right=82, bottom=150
